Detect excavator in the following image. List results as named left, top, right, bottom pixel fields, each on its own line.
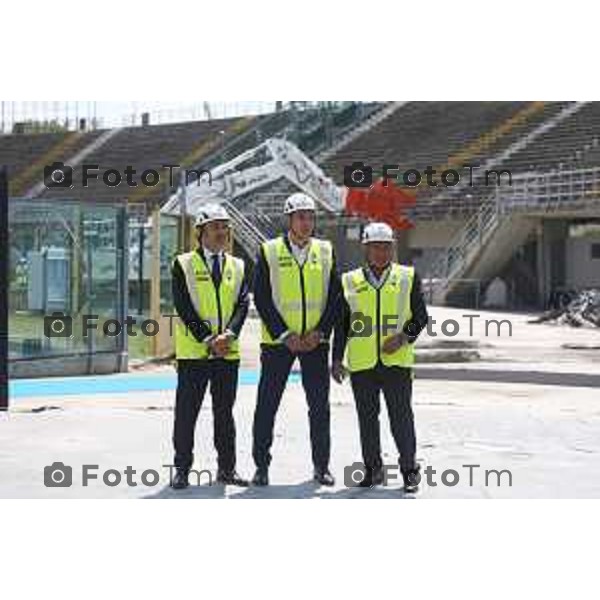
left=160, top=137, right=415, bottom=253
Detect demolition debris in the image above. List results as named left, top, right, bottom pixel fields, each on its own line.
left=529, top=289, right=600, bottom=328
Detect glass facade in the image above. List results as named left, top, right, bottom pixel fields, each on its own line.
left=8, top=198, right=128, bottom=364
left=8, top=198, right=182, bottom=371
left=159, top=214, right=180, bottom=315
left=127, top=212, right=179, bottom=316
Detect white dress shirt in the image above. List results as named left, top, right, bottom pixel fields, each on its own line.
left=289, top=237, right=311, bottom=266
left=277, top=236, right=313, bottom=342
left=365, top=263, right=391, bottom=289
left=202, top=246, right=224, bottom=273
left=200, top=246, right=233, bottom=341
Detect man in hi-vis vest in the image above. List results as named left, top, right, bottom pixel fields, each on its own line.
left=332, top=222, right=429, bottom=493
left=170, top=204, right=250, bottom=489
left=251, top=193, right=340, bottom=486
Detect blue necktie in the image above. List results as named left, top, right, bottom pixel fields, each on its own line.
left=211, top=254, right=222, bottom=287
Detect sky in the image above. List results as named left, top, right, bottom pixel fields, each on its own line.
left=0, top=101, right=278, bottom=132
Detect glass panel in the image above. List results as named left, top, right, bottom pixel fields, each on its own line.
left=128, top=213, right=150, bottom=315
left=84, top=206, right=120, bottom=353
left=160, top=213, right=180, bottom=314
left=8, top=198, right=124, bottom=361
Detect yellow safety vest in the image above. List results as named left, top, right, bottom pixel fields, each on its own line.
left=341, top=263, right=415, bottom=372
left=261, top=236, right=333, bottom=344
left=174, top=250, right=245, bottom=360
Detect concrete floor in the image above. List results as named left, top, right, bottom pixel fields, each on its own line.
left=3, top=307, right=599, bottom=499
left=3, top=377, right=600, bottom=498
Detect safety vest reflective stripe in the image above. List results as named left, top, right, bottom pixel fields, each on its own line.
left=342, top=263, right=415, bottom=372
left=342, top=271, right=360, bottom=310
left=389, top=264, right=412, bottom=335
left=174, top=251, right=244, bottom=360
left=316, top=239, right=333, bottom=314
left=261, top=236, right=332, bottom=344
left=177, top=252, right=204, bottom=321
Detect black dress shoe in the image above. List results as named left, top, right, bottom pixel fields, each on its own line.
left=252, top=468, right=269, bottom=486
left=402, top=465, right=421, bottom=493
left=216, top=470, right=250, bottom=487
left=314, top=469, right=335, bottom=486
left=170, top=468, right=189, bottom=489
left=357, top=466, right=384, bottom=488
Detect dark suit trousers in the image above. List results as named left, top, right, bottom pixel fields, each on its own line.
left=252, top=344, right=331, bottom=471
left=173, top=359, right=239, bottom=472
left=349, top=364, right=417, bottom=472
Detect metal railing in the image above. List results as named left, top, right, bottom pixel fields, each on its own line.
left=0, top=102, right=280, bottom=135
left=428, top=197, right=500, bottom=284
left=496, top=166, right=600, bottom=212
left=222, top=200, right=267, bottom=258
left=428, top=166, right=600, bottom=303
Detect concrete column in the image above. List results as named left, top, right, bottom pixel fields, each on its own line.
left=536, top=219, right=569, bottom=307
left=536, top=222, right=549, bottom=308
left=396, top=229, right=411, bottom=263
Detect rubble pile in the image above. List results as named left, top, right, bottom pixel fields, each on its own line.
left=529, top=289, right=600, bottom=328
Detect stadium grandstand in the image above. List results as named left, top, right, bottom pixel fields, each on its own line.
left=4, top=100, right=600, bottom=376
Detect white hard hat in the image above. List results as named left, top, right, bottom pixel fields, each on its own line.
left=283, top=192, right=316, bottom=215
left=362, top=222, right=394, bottom=244
left=195, top=204, right=230, bottom=227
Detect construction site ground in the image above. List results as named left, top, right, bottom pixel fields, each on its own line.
left=4, top=307, right=599, bottom=499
